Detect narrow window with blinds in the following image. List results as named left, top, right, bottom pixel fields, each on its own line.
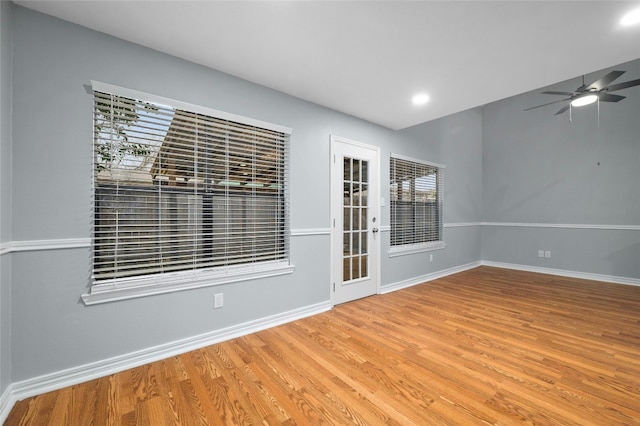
left=389, top=155, right=445, bottom=256
left=83, top=82, right=293, bottom=305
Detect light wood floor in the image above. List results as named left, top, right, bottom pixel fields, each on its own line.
left=6, top=266, right=640, bottom=425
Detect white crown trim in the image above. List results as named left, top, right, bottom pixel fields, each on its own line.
left=481, top=222, right=640, bottom=231
left=290, top=228, right=331, bottom=236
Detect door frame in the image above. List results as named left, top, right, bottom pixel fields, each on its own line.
left=329, top=134, right=381, bottom=306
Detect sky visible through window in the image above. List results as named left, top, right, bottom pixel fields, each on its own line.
left=95, top=93, right=174, bottom=184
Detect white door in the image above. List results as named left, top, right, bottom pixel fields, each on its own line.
left=330, top=135, right=380, bottom=305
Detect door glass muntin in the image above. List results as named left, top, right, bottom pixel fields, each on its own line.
left=343, top=157, right=369, bottom=283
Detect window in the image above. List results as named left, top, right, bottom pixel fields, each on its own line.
left=83, top=82, right=293, bottom=304
left=389, top=154, right=445, bottom=256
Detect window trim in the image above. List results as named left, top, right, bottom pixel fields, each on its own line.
left=82, top=260, right=295, bottom=305
left=388, top=241, right=446, bottom=257
left=388, top=153, right=445, bottom=257
left=90, top=81, right=293, bottom=135
left=83, top=82, right=294, bottom=305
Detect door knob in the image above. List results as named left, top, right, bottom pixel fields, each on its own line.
left=372, top=227, right=379, bottom=233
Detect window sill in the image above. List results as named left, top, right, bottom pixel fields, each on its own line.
left=388, top=241, right=446, bottom=258
left=82, top=261, right=295, bottom=305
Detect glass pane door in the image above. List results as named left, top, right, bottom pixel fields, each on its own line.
left=343, top=157, right=369, bottom=282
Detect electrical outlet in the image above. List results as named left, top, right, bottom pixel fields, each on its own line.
left=544, top=251, right=551, bottom=258
left=429, top=254, right=433, bottom=262
left=538, top=250, right=544, bottom=258
left=214, top=293, right=224, bottom=309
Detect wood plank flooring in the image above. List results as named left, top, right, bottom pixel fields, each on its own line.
left=6, top=266, right=640, bottom=425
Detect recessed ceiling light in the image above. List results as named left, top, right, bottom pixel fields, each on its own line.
left=621, top=6, right=640, bottom=26
left=571, top=94, right=598, bottom=107
left=412, top=93, right=430, bottom=106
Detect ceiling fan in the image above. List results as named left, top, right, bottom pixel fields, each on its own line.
left=524, top=70, right=640, bottom=115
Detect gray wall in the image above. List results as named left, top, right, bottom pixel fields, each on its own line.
left=0, top=0, right=14, bottom=395
left=381, top=108, right=483, bottom=288
left=8, top=6, right=482, bottom=383
left=482, top=58, right=640, bottom=279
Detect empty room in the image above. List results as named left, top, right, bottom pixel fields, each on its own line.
left=1, top=1, right=639, bottom=424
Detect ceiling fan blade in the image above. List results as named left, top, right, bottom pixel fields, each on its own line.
left=523, top=98, right=571, bottom=111
left=554, top=104, right=570, bottom=115
left=584, top=70, right=625, bottom=91
left=605, top=78, right=640, bottom=92
left=598, top=93, right=626, bottom=103
left=541, top=91, right=575, bottom=96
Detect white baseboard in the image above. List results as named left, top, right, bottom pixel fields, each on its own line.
left=481, top=261, right=640, bottom=287
left=0, top=300, right=331, bottom=423
left=379, top=261, right=482, bottom=294
left=0, top=384, right=16, bottom=425
left=379, top=260, right=640, bottom=297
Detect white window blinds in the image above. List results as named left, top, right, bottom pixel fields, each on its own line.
left=92, top=85, right=290, bottom=285
left=390, top=155, right=444, bottom=249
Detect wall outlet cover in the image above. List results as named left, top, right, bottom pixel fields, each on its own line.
left=214, top=293, right=224, bottom=308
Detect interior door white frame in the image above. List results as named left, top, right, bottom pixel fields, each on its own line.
left=329, top=134, right=381, bottom=306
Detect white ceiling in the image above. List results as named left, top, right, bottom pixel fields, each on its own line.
left=14, top=1, right=640, bottom=130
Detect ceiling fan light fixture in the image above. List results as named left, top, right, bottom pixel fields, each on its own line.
left=620, top=7, right=640, bottom=26
left=571, top=94, right=598, bottom=107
